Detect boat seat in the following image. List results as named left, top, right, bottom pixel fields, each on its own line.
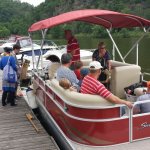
left=110, top=61, right=141, bottom=98
left=81, top=58, right=91, bottom=67
left=48, top=79, right=115, bottom=108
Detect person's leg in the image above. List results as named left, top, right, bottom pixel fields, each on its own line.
left=7, top=93, right=11, bottom=103
left=8, top=92, right=16, bottom=106
left=2, top=91, right=8, bottom=106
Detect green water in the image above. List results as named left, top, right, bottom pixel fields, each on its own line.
left=53, top=36, right=150, bottom=74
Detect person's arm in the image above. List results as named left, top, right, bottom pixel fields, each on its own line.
left=106, top=51, right=111, bottom=71
left=106, top=94, right=133, bottom=109
left=0, top=58, right=3, bottom=70
left=133, top=105, right=141, bottom=114
left=107, top=60, right=111, bottom=71
left=92, top=50, right=97, bottom=61
left=10, top=56, right=17, bottom=72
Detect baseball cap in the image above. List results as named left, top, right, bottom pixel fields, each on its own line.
left=80, top=68, right=89, bottom=76
left=89, top=61, right=103, bottom=70
left=147, top=81, right=150, bottom=88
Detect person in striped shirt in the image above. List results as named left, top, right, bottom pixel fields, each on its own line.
left=80, top=61, right=133, bottom=108
left=65, top=30, right=80, bottom=69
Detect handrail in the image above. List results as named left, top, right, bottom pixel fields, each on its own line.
left=141, top=72, right=150, bottom=81
left=129, top=99, right=150, bottom=142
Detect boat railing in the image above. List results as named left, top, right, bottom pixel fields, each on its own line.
left=129, top=99, right=150, bottom=142
left=33, top=71, right=150, bottom=146
left=141, top=72, right=150, bottom=81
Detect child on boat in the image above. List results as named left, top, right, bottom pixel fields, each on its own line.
left=59, top=78, right=77, bottom=92
left=74, top=60, right=83, bottom=80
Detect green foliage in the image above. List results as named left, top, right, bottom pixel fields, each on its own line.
left=0, top=25, right=10, bottom=37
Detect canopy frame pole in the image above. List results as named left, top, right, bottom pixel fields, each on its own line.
left=28, top=33, right=36, bottom=71
left=124, top=27, right=150, bottom=61
left=36, top=29, right=48, bottom=73
left=106, top=29, right=125, bottom=62
left=112, top=44, right=115, bottom=60
left=136, top=43, right=139, bottom=65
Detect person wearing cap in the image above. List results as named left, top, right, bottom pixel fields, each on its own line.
left=78, top=68, right=89, bottom=87
left=134, top=81, right=150, bottom=114
left=80, top=61, right=133, bottom=108
left=64, top=30, right=80, bottom=70
left=56, top=53, right=80, bottom=90
left=0, top=47, right=17, bottom=106
left=92, top=42, right=111, bottom=88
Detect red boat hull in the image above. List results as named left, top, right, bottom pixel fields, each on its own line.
left=34, top=74, right=150, bottom=147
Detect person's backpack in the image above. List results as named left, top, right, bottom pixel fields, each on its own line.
left=3, top=57, right=17, bottom=83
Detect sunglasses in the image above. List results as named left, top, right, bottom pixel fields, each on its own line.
left=100, top=47, right=105, bottom=49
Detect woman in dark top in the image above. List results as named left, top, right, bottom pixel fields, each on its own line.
left=92, top=42, right=111, bottom=88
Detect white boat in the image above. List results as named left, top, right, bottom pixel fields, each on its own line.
left=0, top=35, right=60, bottom=55
left=27, top=9, right=150, bottom=150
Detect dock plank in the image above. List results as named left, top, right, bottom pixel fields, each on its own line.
left=0, top=94, right=58, bottom=150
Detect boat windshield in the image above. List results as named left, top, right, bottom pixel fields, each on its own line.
left=16, top=38, right=32, bottom=48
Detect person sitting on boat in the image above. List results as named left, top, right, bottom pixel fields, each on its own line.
left=134, top=81, right=150, bottom=114
left=80, top=61, right=133, bottom=108
left=74, top=60, right=83, bottom=80
left=64, top=29, right=80, bottom=70
left=56, top=53, right=80, bottom=91
left=92, top=42, right=111, bottom=88
left=78, top=67, right=89, bottom=87
left=59, top=78, right=77, bottom=92
left=45, top=55, right=61, bottom=80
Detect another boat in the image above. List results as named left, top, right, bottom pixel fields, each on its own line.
left=0, top=35, right=59, bottom=55
left=27, top=9, right=150, bottom=149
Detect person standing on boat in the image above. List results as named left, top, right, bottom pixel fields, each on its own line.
left=64, top=30, right=80, bottom=70
left=56, top=53, right=80, bottom=91
left=134, top=81, right=150, bottom=114
left=0, top=47, right=17, bottom=106
left=80, top=61, right=133, bottom=108
left=92, top=42, right=111, bottom=88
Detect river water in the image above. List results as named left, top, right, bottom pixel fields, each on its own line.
left=54, top=36, right=150, bottom=76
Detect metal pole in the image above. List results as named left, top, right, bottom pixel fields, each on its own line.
left=112, top=44, right=115, bottom=60
left=106, top=29, right=125, bottom=63
left=136, top=43, right=139, bottom=65
left=129, top=108, right=133, bottom=143
left=28, top=33, right=35, bottom=71
left=36, top=29, right=48, bottom=72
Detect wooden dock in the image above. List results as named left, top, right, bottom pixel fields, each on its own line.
left=0, top=92, right=59, bottom=150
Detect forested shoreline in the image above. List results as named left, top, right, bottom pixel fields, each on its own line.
left=0, top=0, right=150, bottom=39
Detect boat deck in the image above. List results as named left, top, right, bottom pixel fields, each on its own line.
left=73, top=139, right=150, bottom=150
left=0, top=92, right=59, bottom=150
